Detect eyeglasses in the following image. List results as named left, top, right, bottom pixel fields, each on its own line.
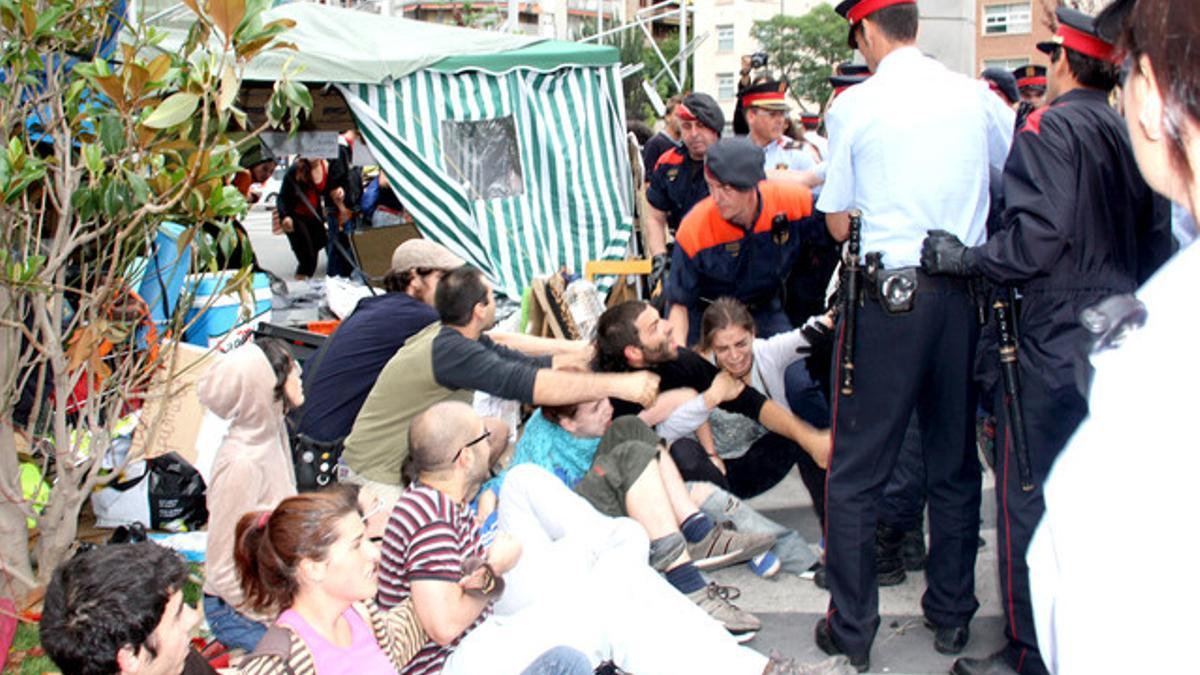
left=448, top=428, right=491, bottom=465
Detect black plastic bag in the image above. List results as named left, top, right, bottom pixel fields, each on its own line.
left=147, top=452, right=209, bottom=531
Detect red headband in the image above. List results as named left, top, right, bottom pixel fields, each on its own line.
left=675, top=104, right=697, bottom=122
left=741, top=92, right=787, bottom=108
left=1016, top=76, right=1047, bottom=89
left=257, top=511, right=270, bottom=529
left=1056, top=23, right=1118, bottom=63
left=847, top=0, right=916, bottom=24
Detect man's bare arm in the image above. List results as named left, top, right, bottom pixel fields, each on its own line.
left=757, top=399, right=831, bottom=469
left=667, top=303, right=690, bottom=348
left=827, top=211, right=850, bottom=242
left=410, top=580, right=490, bottom=646
left=644, top=205, right=670, bottom=257
left=532, top=369, right=659, bottom=408
left=488, top=332, right=590, bottom=361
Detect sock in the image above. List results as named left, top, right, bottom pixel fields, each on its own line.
left=681, top=512, right=714, bottom=544
left=664, top=561, right=706, bottom=595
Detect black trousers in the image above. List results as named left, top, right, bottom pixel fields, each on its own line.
left=671, top=431, right=827, bottom=526
left=993, top=366, right=1087, bottom=675
left=825, top=278, right=982, bottom=657
left=285, top=216, right=327, bottom=277
left=878, top=414, right=926, bottom=532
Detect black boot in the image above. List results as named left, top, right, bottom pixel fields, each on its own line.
left=901, top=527, right=927, bottom=571
left=875, top=523, right=906, bottom=586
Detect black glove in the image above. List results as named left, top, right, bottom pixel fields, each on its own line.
left=797, top=315, right=833, bottom=356
left=920, top=229, right=977, bottom=276
left=648, top=253, right=668, bottom=294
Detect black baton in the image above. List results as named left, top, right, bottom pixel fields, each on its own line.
left=839, top=210, right=863, bottom=396
left=993, top=291, right=1034, bottom=492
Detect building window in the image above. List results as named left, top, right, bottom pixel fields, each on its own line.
left=441, top=116, right=525, bottom=201
left=984, top=3, right=1032, bottom=35
left=716, top=24, right=735, bottom=52
left=983, top=57, right=1031, bottom=72
left=717, top=73, right=736, bottom=100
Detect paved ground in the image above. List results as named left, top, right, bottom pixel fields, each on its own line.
left=246, top=209, right=1009, bottom=674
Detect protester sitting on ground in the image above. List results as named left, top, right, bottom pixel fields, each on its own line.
left=591, top=300, right=831, bottom=468
left=198, top=339, right=301, bottom=652
left=666, top=297, right=833, bottom=530
left=232, top=486, right=592, bottom=675
left=294, top=240, right=463, bottom=450
left=478, top=395, right=772, bottom=638
left=376, top=401, right=854, bottom=675
left=339, top=265, right=659, bottom=514
left=40, top=542, right=214, bottom=675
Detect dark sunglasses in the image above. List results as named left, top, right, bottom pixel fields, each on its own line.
left=449, top=428, right=491, bottom=465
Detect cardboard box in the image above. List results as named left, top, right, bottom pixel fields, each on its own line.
left=129, top=342, right=214, bottom=465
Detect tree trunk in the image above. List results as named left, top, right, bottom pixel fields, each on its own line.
left=0, top=286, right=36, bottom=601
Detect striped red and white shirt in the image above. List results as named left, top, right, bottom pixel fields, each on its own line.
left=378, top=482, right=489, bottom=675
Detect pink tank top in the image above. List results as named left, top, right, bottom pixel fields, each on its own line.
left=277, top=606, right=396, bottom=675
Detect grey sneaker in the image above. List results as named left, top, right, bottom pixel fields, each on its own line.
left=687, top=582, right=760, bottom=642
left=688, top=521, right=775, bottom=570
left=766, top=651, right=858, bottom=675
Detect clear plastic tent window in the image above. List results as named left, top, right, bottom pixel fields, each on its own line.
left=441, top=116, right=525, bottom=201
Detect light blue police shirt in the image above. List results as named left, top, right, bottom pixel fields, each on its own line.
left=816, top=47, right=1014, bottom=268
left=762, top=137, right=816, bottom=172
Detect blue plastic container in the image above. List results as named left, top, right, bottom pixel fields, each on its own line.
left=183, top=272, right=272, bottom=349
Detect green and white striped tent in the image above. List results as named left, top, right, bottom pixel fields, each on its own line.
left=233, top=4, right=634, bottom=298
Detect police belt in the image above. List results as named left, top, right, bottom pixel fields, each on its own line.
left=862, top=264, right=969, bottom=314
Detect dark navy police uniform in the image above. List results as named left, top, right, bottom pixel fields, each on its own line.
left=646, top=147, right=709, bottom=237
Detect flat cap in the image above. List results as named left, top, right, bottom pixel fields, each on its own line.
left=981, top=68, right=1020, bottom=104
left=704, top=138, right=766, bottom=190
left=390, top=238, right=464, bottom=274
left=677, top=93, right=725, bottom=134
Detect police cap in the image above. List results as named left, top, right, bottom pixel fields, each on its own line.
left=829, top=74, right=868, bottom=97
left=739, top=80, right=790, bottom=111
left=677, top=93, right=725, bottom=135
left=835, top=0, right=917, bottom=49
left=836, top=61, right=871, bottom=77
left=704, top=138, right=766, bottom=190
left=1011, top=65, right=1047, bottom=93
left=1036, top=6, right=1119, bottom=63
left=981, top=68, right=1020, bottom=104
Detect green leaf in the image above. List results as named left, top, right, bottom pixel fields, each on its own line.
left=83, top=143, right=102, bottom=175
left=125, top=169, right=151, bottom=204
left=99, top=114, right=124, bottom=154
left=142, top=92, right=199, bottom=129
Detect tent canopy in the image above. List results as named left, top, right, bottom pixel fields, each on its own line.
left=147, top=3, right=617, bottom=83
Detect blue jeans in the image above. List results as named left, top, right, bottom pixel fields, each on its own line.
left=203, top=594, right=267, bottom=652
left=519, top=646, right=593, bottom=675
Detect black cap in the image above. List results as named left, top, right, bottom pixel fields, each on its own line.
left=704, top=138, right=766, bottom=190
left=981, top=68, right=1020, bottom=104
left=1095, top=0, right=1134, bottom=44
left=836, top=61, right=871, bottom=77
left=677, top=93, right=725, bottom=134
left=738, top=80, right=790, bottom=111
left=835, top=0, right=917, bottom=49
left=1037, top=6, right=1118, bottom=63
left=829, top=74, right=869, bottom=92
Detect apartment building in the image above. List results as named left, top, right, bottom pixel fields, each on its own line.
left=975, top=0, right=1054, bottom=74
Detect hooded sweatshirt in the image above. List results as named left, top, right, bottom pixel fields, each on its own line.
left=199, top=343, right=297, bottom=613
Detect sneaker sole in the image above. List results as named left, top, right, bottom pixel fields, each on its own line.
left=729, top=629, right=758, bottom=644
left=692, top=537, right=775, bottom=571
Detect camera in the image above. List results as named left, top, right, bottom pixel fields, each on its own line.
left=750, top=52, right=769, bottom=69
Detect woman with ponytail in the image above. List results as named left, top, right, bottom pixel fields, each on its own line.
left=1028, top=1, right=1200, bottom=672
left=200, top=339, right=302, bottom=651
left=235, top=487, right=590, bottom=675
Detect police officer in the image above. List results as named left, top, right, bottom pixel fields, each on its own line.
left=665, top=137, right=829, bottom=346
left=815, top=0, right=1014, bottom=670
left=644, top=93, right=724, bottom=293
left=739, top=80, right=815, bottom=172
left=920, top=8, right=1173, bottom=675
left=1011, top=65, right=1048, bottom=108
